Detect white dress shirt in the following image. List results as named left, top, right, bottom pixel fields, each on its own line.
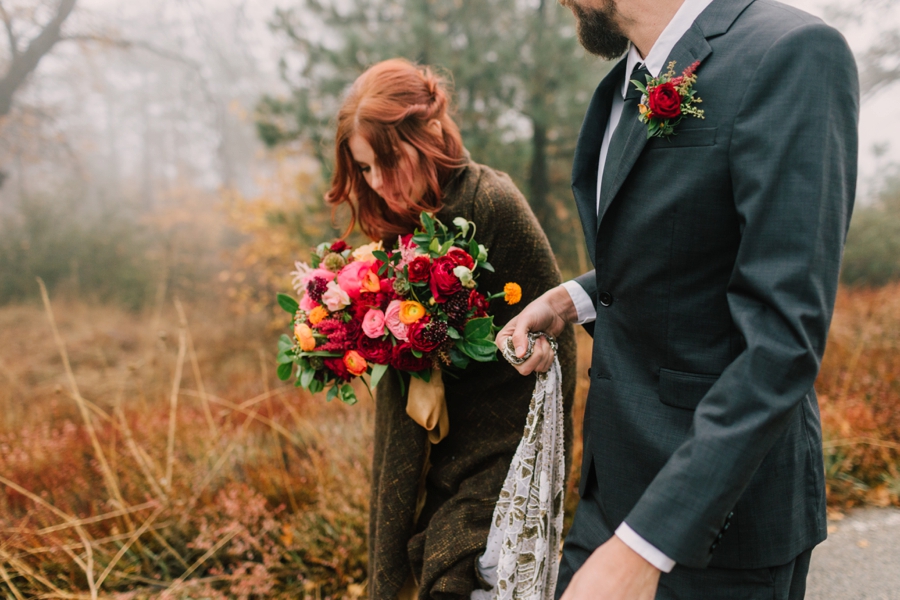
left=560, top=0, right=716, bottom=573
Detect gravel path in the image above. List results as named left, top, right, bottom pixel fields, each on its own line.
left=807, top=507, right=900, bottom=600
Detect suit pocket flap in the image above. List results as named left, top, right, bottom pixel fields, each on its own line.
left=647, top=127, right=718, bottom=149
left=659, top=368, right=719, bottom=411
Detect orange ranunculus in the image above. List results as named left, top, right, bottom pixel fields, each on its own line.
left=294, top=322, right=316, bottom=351
left=343, top=350, right=368, bottom=376
left=362, top=269, right=381, bottom=293
left=308, top=305, right=329, bottom=325
left=399, top=300, right=426, bottom=324
left=504, top=282, right=522, bottom=305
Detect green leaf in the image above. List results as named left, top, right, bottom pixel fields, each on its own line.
left=410, top=369, right=431, bottom=383
left=464, top=316, right=494, bottom=342
left=411, top=348, right=423, bottom=358
left=468, top=239, right=479, bottom=262
left=448, top=347, right=471, bottom=370
left=429, top=238, right=441, bottom=254
left=397, top=369, right=406, bottom=398
left=421, top=212, right=436, bottom=237
left=326, top=384, right=339, bottom=402
left=277, top=293, right=300, bottom=314
left=300, top=365, right=316, bottom=389
left=378, top=262, right=389, bottom=276
left=439, top=239, right=453, bottom=255
left=276, top=362, right=293, bottom=381
left=446, top=327, right=461, bottom=340
left=340, top=384, right=358, bottom=405
left=369, top=363, right=388, bottom=389
left=309, top=378, right=324, bottom=394
left=372, top=250, right=390, bottom=263
left=479, top=261, right=495, bottom=273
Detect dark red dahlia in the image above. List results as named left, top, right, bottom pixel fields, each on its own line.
left=357, top=334, right=392, bottom=364
left=391, top=342, right=431, bottom=372
left=329, top=240, right=349, bottom=253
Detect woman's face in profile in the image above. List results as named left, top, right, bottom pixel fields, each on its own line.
left=348, top=133, right=423, bottom=204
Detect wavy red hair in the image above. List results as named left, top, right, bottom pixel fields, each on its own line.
left=325, top=58, right=466, bottom=241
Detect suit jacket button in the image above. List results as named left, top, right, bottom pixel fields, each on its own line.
left=599, top=291, right=613, bottom=307
left=717, top=533, right=723, bottom=540
left=728, top=512, right=734, bottom=519
left=710, top=542, right=718, bottom=551
left=723, top=522, right=730, bottom=531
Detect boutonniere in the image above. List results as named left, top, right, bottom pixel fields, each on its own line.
left=632, top=60, right=705, bottom=139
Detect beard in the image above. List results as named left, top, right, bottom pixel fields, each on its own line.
left=571, top=1, right=630, bottom=59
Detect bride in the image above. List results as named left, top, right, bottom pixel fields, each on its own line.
left=323, top=58, right=577, bottom=599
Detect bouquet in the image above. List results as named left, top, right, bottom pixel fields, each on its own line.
left=275, top=212, right=521, bottom=405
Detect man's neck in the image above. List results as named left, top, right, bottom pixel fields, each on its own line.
left=620, top=0, right=688, bottom=58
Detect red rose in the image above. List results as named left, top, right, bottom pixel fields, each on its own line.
left=429, top=256, right=462, bottom=302
left=407, top=256, right=431, bottom=283
left=407, top=317, right=448, bottom=353
left=324, top=357, right=352, bottom=382
left=647, top=82, right=682, bottom=120
left=446, top=247, right=475, bottom=270
left=468, top=290, right=489, bottom=317
left=391, top=342, right=431, bottom=372
left=357, top=334, right=392, bottom=364
left=330, top=240, right=349, bottom=253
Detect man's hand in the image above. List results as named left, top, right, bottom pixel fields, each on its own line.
left=496, top=284, right=578, bottom=375
left=561, top=536, right=662, bottom=600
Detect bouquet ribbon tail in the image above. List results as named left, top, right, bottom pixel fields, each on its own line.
left=406, top=368, right=449, bottom=444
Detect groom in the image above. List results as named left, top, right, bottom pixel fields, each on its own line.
left=497, top=0, right=858, bottom=597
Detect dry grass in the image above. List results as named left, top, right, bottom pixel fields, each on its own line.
left=0, top=283, right=897, bottom=597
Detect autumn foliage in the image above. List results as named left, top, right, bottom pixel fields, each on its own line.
left=0, top=279, right=897, bottom=597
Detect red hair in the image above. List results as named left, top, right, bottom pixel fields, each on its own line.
left=325, top=58, right=466, bottom=241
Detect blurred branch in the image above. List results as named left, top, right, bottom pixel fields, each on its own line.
left=60, top=33, right=200, bottom=68
left=859, top=30, right=900, bottom=98
left=0, top=1, right=19, bottom=58
left=0, top=0, right=77, bottom=118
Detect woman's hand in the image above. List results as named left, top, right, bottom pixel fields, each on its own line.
left=496, top=285, right=577, bottom=375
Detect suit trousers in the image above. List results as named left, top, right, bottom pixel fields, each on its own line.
left=555, top=472, right=814, bottom=600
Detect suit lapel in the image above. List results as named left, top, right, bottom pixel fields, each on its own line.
left=572, top=59, right=626, bottom=266
left=596, top=24, right=713, bottom=229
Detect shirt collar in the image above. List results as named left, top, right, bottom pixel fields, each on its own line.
left=620, top=0, right=716, bottom=98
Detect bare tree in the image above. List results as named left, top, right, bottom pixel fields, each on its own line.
left=0, top=0, right=77, bottom=117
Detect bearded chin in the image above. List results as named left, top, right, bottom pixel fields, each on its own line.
left=574, top=3, right=630, bottom=59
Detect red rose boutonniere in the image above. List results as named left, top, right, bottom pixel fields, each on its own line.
left=632, top=60, right=705, bottom=139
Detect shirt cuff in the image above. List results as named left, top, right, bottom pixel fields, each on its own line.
left=615, top=523, right=676, bottom=573
left=561, top=280, right=597, bottom=325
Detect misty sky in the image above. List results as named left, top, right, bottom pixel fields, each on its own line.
left=73, top=0, right=900, bottom=201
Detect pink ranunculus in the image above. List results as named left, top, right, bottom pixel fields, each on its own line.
left=337, top=260, right=375, bottom=300
left=322, top=280, right=351, bottom=312
left=384, top=299, right=409, bottom=341
left=299, top=294, right=319, bottom=311
left=362, top=308, right=386, bottom=339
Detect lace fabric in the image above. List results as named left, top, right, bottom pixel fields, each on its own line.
left=472, top=356, right=565, bottom=600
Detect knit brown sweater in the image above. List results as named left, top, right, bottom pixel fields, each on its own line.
left=368, top=161, right=577, bottom=599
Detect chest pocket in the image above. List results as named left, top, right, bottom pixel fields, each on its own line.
left=647, top=126, right=718, bottom=150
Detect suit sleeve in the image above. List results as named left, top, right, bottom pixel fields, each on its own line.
left=622, top=22, right=859, bottom=567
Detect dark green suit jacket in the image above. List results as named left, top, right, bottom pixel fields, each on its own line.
left=571, top=0, right=858, bottom=569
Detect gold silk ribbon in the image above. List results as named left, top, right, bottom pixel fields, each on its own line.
left=406, top=368, right=449, bottom=444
